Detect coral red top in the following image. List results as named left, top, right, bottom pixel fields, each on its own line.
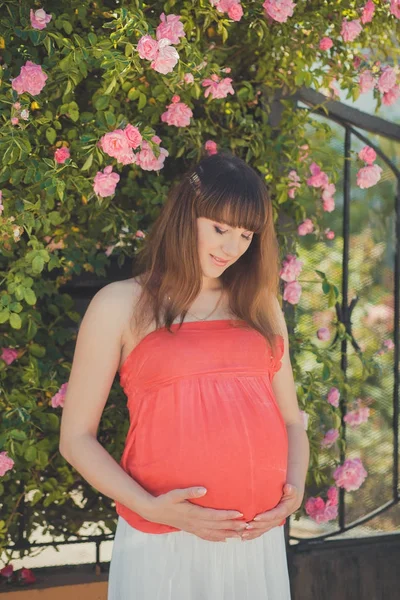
left=116, top=319, right=288, bottom=533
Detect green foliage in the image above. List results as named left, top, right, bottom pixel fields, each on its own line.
left=0, top=0, right=399, bottom=559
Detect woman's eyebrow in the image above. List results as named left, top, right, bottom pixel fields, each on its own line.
left=215, top=221, right=254, bottom=233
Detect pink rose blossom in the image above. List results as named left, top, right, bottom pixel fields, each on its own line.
left=51, top=382, right=68, bottom=408
left=0, top=564, right=14, bottom=578
left=298, top=218, right=314, bottom=236
left=383, top=339, right=395, bottom=350
left=93, top=165, right=120, bottom=197
left=11, top=117, right=19, bottom=125
left=135, top=140, right=169, bottom=171
left=327, top=486, right=338, bottom=506
left=227, top=2, right=243, bottom=21
left=377, top=67, right=397, bottom=93
left=288, top=169, right=301, bottom=199
left=325, top=228, right=335, bottom=240
left=262, top=0, right=296, bottom=23
left=202, top=76, right=235, bottom=99
left=356, top=164, right=382, bottom=189
left=333, top=457, right=367, bottom=492
left=300, top=410, right=309, bottom=430
left=54, top=147, right=70, bottom=164
left=319, top=37, right=333, bottom=51
left=299, top=144, right=309, bottom=162
left=13, top=102, right=21, bottom=110
left=124, top=124, right=142, bottom=149
left=361, top=0, right=375, bottom=24
left=135, top=230, right=146, bottom=238
left=321, top=428, right=339, bottom=448
left=161, top=96, right=193, bottom=127
left=184, top=73, right=194, bottom=84
left=317, top=327, right=331, bottom=341
left=306, top=162, right=329, bottom=188
left=205, top=140, right=218, bottom=155
left=344, top=406, right=370, bottom=427
left=0, top=190, right=3, bottom=215
left=341, top=19, right=363, bottom=43
left=280, top=254, right=303, bottom=282
left=359, top=70, right=376, bottom=94
left=327, top=387, right=340, bottom=407
left=322, top=182, right=336, bottom=199
left=30, top=8, right=52, bottom=30
left=358, top=145, right=376, bottom=164
left=20, top=568, right=36, bottom=584
left=390, top=0, right=400, bottom=19
left=0, top=451, right=14, bottom=476
left=100, top=129, right=135, bottom=165
left=322, top=197, right=335, bottom=212
left=156, top=13, right=186, bottom=45
left=151, top=38, right=179, bottom=75
left=382, top=84, right=400, bottom=105
left=283, top=281, right=302, bottom=304
left=305, top=488, right=338, bottom=523
left=11, top=61, right=48, bottom=96
left=1, top=348, right=18, bottom=365
left=137, top=35, right=159, bottom=60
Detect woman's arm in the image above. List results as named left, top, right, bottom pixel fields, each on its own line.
left=59, top=281, right=154, bottom=518
left=271, top=297, right=310, bottom=498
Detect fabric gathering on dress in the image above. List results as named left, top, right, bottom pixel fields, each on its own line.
left=108, top=319, right=291, bottom=599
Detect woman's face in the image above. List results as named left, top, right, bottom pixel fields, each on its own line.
left=196, top=217, right=254, bottom=283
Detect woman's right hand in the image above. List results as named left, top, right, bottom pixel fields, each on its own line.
left=140, top=487, right=248, bottom=542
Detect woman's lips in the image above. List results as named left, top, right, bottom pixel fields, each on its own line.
left=210, top=254, right=229, bottom=266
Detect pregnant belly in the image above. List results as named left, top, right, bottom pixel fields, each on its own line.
left=122, top=386, right=288, bottom=523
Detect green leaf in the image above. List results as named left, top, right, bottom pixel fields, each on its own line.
left=0, top=309, right=10, bottom=324
left=32, top=255, right=45, bottom=274
left=25, top=446, right=37, bottom=462
left=10, top=313, right=22, bottom=329
left=94, top=96, right=110, bottom=110
left=29, top=344, right=46, bottom=358
left=9, top=429, right=27, bottom=441
left=46, top=128, right=57, bottom=145
left=138, top=93, right=147, bottom=110
left=63, top=21, right=73, bottom=35
left=88, top=32, right=97, bottom=45
left=24, top=288, right=37, bottom=305
left=81, top=153, right=93, bottom=171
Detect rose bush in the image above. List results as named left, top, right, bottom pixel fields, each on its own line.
left=0, top=0, right=399, bottom=567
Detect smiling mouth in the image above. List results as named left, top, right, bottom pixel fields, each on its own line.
left=210, top=254, right=229, bottom=265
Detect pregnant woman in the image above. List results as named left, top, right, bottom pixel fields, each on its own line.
left=59, top=151, right=309, bottom=598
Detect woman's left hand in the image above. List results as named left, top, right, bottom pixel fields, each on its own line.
left=241, top=483, right=303, bottom=541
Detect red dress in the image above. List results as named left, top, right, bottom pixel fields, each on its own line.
left=116, top=319, right=287, bottom=533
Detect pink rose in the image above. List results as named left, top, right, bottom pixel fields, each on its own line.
left=54, top=147, right=70, bottom=164
left=358, top=145, right=376, bottom=164
left=11, top=117, right=19, bottom=125
left=377, top=67, right=397, bottom=93
left=325, top=228, right=335, bottom=240
left=51, top=382, right=68, bottom=409
left=361, top=0, right=375, bottom=24
left=317, top=327, right=331, bottom=341
left=156, top=13, right=186, bottom=45
left=205, top=140, right=218, bottom=155
left=137, top=35, right=159, bottom=60
left=356, top=164, right=382, bottom=189
left=319, top=37, right=333, bottom=51
left=344, top=406, right=370, bottom=427
left=100, top=129, right=135, bottom=165
left=262, top=0, right=296, bottom=23
left=283, top=281, right=302, bottom=304
left=202, top=76, right=235, bottom=99
left=341, top=19, right=363, bottom=43
left=0, top=451, right=14, bottom=476
left=13, top=102, right=21, bottom=110
left=20, top=568, right=36, bottom=584
left=135, top=140, right=169, bottom=171
left=305, top=493, right=338, bottom=523
left=1, top=347, right=18, bottom=365
left=93, top=165, right=120, bottom=197
left=30, top=8, right=52, bottom=30
left=11, top=61, right=48, bottom=96
left=0, top=564, right=14, bottom=578
left=322, top=182, right=336, bottom=199
left=322, top=197, right=335, bottom=212
left=124, top=124, right=142, bottom=149
left=390, top=0, right=400, bottom=19
left=288, top=170, right=301, bottom=199
left=297, top=218, right=314, bottom=236
left=300, top=410, right=309, bottom=430
left=161, top=97, right=193, bottom=127
left=280, top=254, right=303, bottom=282
left=306, top=162, right=329, bottom=188
left=184, top=73, right=194, bottom=84
left=299, top=144, right=309, bottom=162
left=359, top=70, right=376, bottom=94
left=321, top=428, right=339, bottom=448
left=382, top=84, right=400, bottom=105
left=327, top=486, right=338, bottom=506
left=151, top=38, right=179, bottom=74
left=227, top=2, right=243, bottom=21
left=333, top=457, right=367, bottom=492
left=135, top=230, right=146, bottom=238
left=383, top=339, right=395, bottom=350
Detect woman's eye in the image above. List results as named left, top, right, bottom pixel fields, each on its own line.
left=214, top=226, right=252, bottom=241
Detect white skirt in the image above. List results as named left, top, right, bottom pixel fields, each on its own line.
left=108, top=516, right=291, bottom=599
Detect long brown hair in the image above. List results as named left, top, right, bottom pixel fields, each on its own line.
left=131, top=151, right=283, bottom=353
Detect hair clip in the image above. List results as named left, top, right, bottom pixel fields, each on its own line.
left=189, top=171, right=200, bottom=190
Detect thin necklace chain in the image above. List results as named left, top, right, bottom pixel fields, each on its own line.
left=167, top=289, right=224, bottom=322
